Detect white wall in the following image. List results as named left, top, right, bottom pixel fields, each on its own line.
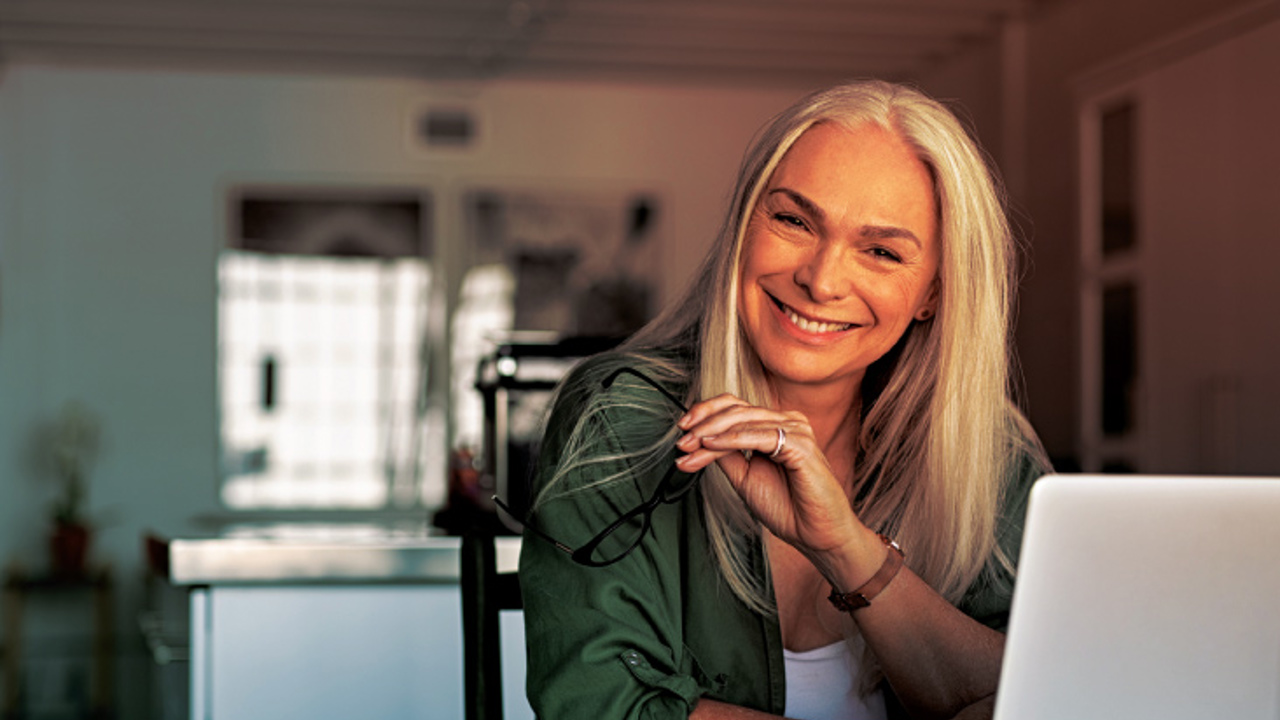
left=1015, top=0, right=1264, bottom=464
left=0, top=64, right=807, bottom=716
left=1137, top=19, right=1280, bottom=474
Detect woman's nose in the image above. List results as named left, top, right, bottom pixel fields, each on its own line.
left=793, top=244, right=852, bottom=303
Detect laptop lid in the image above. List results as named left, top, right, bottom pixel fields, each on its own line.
left=994, top=474, right=1280, bottom=720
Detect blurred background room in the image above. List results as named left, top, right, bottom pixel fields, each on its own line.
left=0, top=0, right=1277, bottom=717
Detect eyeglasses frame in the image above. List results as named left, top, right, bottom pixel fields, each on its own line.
left=493, top=366, right=698, bottom=568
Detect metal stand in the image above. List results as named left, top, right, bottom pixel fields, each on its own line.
left=474, top=336, right=618, bottom=529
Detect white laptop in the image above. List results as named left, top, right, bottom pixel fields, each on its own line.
left=994, top=474, right=1280, bottom=720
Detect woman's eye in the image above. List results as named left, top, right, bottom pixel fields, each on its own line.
left=871, top=247, right=902, bottom=262
left=773, top=213, right=807, bottom=230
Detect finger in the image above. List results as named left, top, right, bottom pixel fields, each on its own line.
left=677, top=425, right=794, bottom=479
left=680, top=404, right=788, bottom=442
left=675, top=445, right=749, bottom=475
left=676, top=393, right=751, bottom=430
left=675, top=415, right=780, bottom=460
left=698, top=424, right=790, bottom=460
left=677, top=398, right=769, bottom=451
left=680, top=418, right=803, bottom=472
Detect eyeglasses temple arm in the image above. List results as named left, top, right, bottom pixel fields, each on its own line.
left=492, top=495, right=575, bottom=556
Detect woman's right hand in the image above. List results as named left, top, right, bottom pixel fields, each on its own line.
left=673, top=393, right=876, bottom=575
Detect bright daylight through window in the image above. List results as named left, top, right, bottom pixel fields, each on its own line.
left=217, top=190, right=444, bottom=510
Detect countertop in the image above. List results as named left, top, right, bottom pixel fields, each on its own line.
left=167, top=526, right=521, bottom=585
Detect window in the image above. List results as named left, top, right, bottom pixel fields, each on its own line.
left=1100, top=103, right=1138, bottom=256
left=217, top=184, right=661, bottom=513
left=217, top=189, right=444, bottom=510
left=1080, top=98, right=1142, bottom=472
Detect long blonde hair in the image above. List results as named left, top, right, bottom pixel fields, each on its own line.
left=625, top=80, right=1043, bottom=613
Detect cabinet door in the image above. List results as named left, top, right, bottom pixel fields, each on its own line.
left=195, top=585, right=462, bottom=719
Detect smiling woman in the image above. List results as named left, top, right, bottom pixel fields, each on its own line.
left=516, top=80, right=1050, bottom=720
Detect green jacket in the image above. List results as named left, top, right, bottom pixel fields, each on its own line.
left=518, top=356, right=1046, bottom=719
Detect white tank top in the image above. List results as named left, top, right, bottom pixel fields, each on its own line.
left=783, top=639, right=887, bottom=720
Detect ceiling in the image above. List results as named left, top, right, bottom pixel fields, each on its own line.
left=0, top=0, right=1038, bottom=86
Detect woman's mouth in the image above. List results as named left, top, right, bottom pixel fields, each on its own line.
left=771, top=295, right=854, bottom=334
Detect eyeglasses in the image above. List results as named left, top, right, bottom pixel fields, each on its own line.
left=494, top=366, right=698, bottom=567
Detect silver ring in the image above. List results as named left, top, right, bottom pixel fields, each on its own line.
left=769, top=427, right=786, bottom=459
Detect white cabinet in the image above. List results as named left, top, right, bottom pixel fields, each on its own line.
left=191, top=584, right=463, bottom=718
left=174, top=535, right=531, bottom=720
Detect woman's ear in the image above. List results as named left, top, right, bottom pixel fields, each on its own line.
left=915, top=279, right=941, bottom=321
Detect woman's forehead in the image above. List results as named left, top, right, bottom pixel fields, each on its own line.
left=763, top=122, right=937, bottom=239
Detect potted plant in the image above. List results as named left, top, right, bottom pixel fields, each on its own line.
left=30, top=401, right=103, bottom=576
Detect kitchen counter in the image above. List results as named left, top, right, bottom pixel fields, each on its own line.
left=167, top=528, right=529, bottom=720
left=168, top=527, right=521, bottom=584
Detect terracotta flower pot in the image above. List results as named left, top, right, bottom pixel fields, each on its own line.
left=50, top=521, right=92, bottom=577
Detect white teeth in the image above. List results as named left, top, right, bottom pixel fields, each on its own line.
left=784, top=305, right=852, bottom=334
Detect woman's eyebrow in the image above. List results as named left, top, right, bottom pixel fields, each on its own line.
left=767, top=187, right=826, bottom=224
left=768, top=187, right=921, bottom=248
left=861, top=224, right=921, bottom=248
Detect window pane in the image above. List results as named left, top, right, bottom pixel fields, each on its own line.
left=1102, top=282, right=1138, bottom=437
left=1101, top=102, right=1138, bottom=255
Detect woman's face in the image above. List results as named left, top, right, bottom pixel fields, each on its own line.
left=737, top=121, right=940, bottom=395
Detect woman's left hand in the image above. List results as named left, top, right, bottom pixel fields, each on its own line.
left=674, top=393, right=867, bottom=560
